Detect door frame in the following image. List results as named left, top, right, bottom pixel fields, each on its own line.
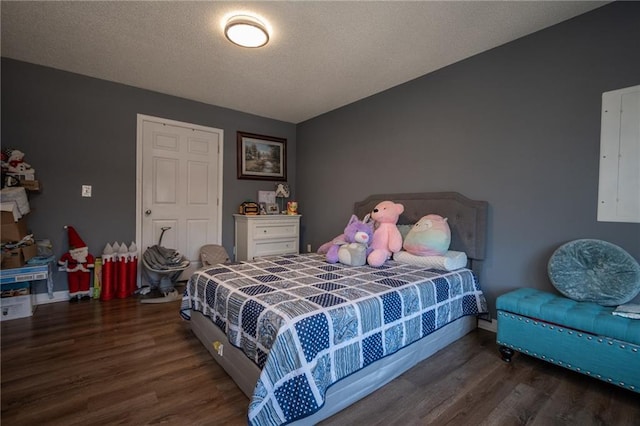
left=135, top=114, right=224, bottom=277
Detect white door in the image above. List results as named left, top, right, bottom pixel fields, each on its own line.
left=136, top=115, right=223, bottom=284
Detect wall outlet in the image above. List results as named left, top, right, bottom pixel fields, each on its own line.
left=81, top=185, right=92, bottom=197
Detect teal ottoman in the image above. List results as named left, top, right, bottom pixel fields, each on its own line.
left=496, top=288, right=640, bottom=393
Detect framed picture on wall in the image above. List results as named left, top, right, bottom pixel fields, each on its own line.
left=237, top=131, right=287, bottom=181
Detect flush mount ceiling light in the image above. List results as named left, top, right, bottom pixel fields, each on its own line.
left=224, top=14, right=270, bottom=48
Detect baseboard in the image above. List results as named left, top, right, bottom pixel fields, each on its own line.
left=34, top=291, right=69, bottom=305
left=478, top=318, right=497, bottom=333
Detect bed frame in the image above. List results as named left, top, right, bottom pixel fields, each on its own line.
left=189, top=191, right=488, bottom=424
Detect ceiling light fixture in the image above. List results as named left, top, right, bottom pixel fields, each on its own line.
left=224, top=15, right=269, bottom=48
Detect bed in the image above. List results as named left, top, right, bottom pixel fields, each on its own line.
left=181, top=192, right=489, bottom=425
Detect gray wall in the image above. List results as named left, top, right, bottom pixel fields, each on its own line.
left=297, top=2, right=640, bottom=316
left=3, top=3, right=639, bottom=313
left=1, top=59, right=296, bottom=294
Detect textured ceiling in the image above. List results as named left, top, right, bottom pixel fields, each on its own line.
left=1, top=1, right=608, bottom=123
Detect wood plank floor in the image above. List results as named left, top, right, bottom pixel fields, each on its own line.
left=2, top=296, right=639, bottom=425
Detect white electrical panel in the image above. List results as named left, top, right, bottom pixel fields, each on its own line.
left=597, top=84, right=640, bottom=223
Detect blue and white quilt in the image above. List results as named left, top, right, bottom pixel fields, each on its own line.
left=180, top=253, right=487, bottom=425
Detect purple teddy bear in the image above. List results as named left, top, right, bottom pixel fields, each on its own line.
left=317, top=214, right=374, bottom=265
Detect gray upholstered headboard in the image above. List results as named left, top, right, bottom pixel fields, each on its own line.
left=353, top=192, right=488, bottom=270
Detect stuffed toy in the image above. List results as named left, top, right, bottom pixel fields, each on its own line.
left=367, top=201, right=404, bottom=267
left=403, top=214, right=451, bottom=256
left=337, top=217, right=374, bottom=266
left=58, top=225, right=95, bottom=302
left=318, top=214, right=373, bottom=265
left=6, top=150, right=34, bottom=174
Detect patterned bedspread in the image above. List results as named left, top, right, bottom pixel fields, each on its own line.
left=180, top=253, right=487, bottom=425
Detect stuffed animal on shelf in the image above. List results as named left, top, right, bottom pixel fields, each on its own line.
left=58, top=225, right=95, bottom=302
left=403, top=214, right=451, bottom=256
left=367, top=200, right=405, bottom=267
left=6, top=149, right=34, bottom=174
left=318, top=214, right=373, bottom=266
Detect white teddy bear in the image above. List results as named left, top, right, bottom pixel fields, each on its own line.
left=7, top=150, right=34, bottom=174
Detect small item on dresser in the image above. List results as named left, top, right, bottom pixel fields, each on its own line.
left=239, top=201, right=260, bottom=215
left=257, top=190, right=276, bottom=205
left=266, top=203, right=279, bottom=215
left=275, top=183, right=290, bottom=213
left=286, top=201, right=298, bottom=215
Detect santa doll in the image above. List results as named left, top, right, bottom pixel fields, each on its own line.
left=59, top=225, right=95, bottom=302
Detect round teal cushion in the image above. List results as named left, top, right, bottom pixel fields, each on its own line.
left=548, top=239, right=640, bottom=306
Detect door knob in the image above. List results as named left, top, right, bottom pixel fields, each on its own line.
left=145, top=209, right=152, bottom=216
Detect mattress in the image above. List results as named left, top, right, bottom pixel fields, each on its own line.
left=181, top=253, right=488, bottom=425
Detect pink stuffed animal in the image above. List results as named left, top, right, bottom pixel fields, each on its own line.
left=367, top=201, right=405, bottom=267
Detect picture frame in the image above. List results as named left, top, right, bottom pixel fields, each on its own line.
left=237, top=131, right=287, bottom=181
left=266, top=203, right=280, bottom=215
left=258, top=190, right=276, bottom=204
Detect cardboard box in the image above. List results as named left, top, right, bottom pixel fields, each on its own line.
left=0, top=294, right=35, bottom=321
left=1, top=243, right=37, bottom=269
left=2, top=248, right=24, bottom=269
left=1, top=281, right=30, bottom=298
left=1, top=211, right=16, bottom=224
left=1, top=212, right=29, bottom=243
left=22, top=243, right=37, bottom=262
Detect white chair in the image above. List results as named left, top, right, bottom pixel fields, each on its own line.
left=200, top=244, right=231, bottom=267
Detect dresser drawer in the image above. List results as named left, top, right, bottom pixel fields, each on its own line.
left=251, top=220, right=299, bottom=240
left=252, top=239, right=298, bottom=259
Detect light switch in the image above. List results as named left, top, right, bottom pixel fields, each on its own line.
left=82, top=185, right=92, bottom=197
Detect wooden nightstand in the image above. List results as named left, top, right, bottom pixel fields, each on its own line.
left=233, top=214, right=301, bottom=261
